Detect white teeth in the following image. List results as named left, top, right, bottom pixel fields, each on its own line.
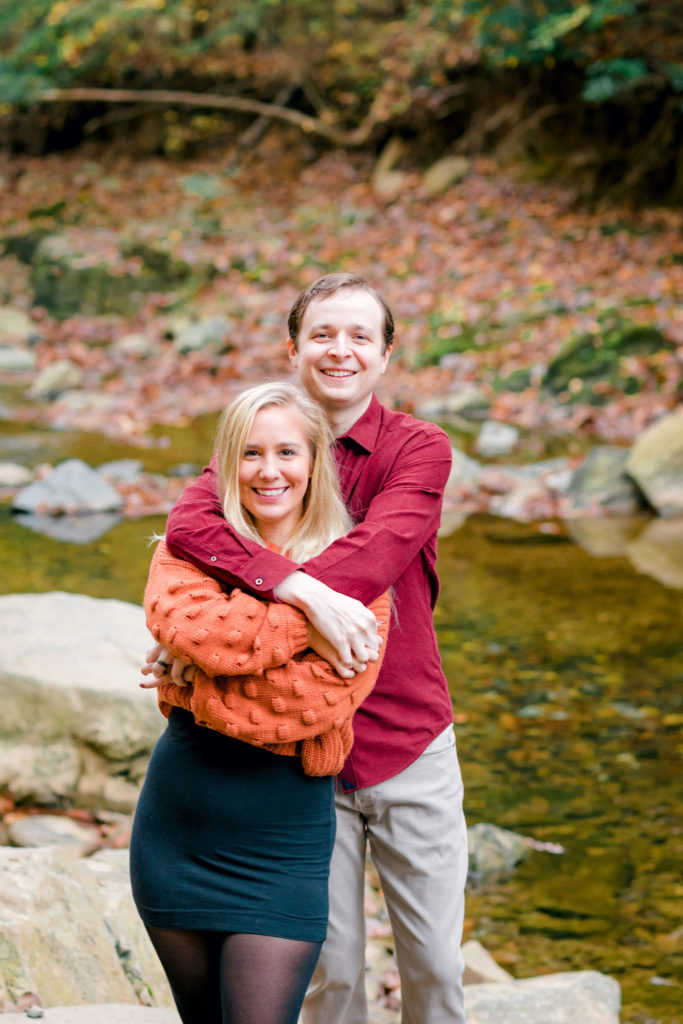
left=322, top=369, right=354, bottom=377
left=255, top=488, right=287, bottom=496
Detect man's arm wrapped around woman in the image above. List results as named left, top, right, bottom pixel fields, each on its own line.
left=144, top=541, right=391, bottom=775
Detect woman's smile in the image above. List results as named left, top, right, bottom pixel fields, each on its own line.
left=238, top=406, right=312, bottom=545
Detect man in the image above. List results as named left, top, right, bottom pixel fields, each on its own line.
left=158, top=273, right=468, bottom=1024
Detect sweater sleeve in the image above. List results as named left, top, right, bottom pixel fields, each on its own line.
left=156, top=590, right=391, bottom=773
left=144, top=541, right=311, bottom=676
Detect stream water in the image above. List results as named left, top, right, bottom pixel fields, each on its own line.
left=1, top=414, right=681, bottom=1024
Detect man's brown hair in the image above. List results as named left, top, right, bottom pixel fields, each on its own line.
left=288, top=273, right=395, bottom=353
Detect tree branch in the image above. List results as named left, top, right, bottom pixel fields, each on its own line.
left=39, top=86, right=372, bottom=148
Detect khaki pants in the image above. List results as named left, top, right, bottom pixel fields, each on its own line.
left=303, top=725, right=468, bottom=1024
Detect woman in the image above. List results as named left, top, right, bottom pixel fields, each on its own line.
left=130, top=382, right=390, bottom=1024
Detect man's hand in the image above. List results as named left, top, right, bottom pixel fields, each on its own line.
left=274, top=571, right=381, bottom=672
left=140, top=641, right=197, bottom=688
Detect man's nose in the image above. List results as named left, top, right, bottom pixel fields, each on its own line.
left=329, top=332, right=350, bottom=357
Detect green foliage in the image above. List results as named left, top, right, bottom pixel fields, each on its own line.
left=583, top=57, right=650, bottom=101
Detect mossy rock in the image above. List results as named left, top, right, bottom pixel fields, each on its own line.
left=29, top=232, right=211, bottom=319
left=542, top=317, right=675, bottom=403
left=494, top=367, right=533, bottom=393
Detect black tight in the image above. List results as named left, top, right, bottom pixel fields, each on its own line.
left=146, top=926, right=322, bottom=1024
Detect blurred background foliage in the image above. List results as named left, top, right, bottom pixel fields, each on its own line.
left=0, top=1, right=682, bottom=202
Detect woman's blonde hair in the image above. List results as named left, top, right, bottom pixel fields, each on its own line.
left=215, top=382, right=352, bottom=563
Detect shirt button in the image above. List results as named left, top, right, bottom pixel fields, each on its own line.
left=210, top=556, right=217, bottom=562
left=254, top=577, right=264, bottom=586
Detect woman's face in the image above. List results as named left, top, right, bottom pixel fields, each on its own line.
left=238, top=405, right=313, bottom=545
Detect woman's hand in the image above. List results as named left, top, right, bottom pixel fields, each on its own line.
left=305, top=622, right=382, bottom=678
left=140, top=642, right=197, bottom=688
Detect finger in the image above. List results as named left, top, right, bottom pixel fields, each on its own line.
left=145, top=642, right=163, bottom=664
left=170, top=658, right=190, bottom=686
left=140, top=676, right=165, bottom=689
left=181, top=664, right=197, bottom=685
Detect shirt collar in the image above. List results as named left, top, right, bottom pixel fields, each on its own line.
left=337, top=395, right=383, bottom=453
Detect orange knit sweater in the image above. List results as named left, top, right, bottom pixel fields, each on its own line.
left=144, top=541, right=391, bottom=776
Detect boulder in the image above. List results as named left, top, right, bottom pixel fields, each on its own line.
left=0, top=591, right=162, bottom=810
left=0, top=847, right=173, bottom=1010
left=36, top=1009, right=179, bottom=1023
left=112, top=333, right=157, bottom=359
left=462, top=940, right=513, bottom=985
left=464, top=970, right=620, bottom=1024
left=0, top=462, right=33, bottom=487
left=7, top=815, right=101, bottom=856
left=0, top=306, right=34, bottom=343
left=626, top=410, right=683, bottom=517
left=565, top=445, right=645, bottom=514
left=476, top=421, right=519, bottom=458
left=27, top=359, right=84, bottom=400
left=0, top=346, right=37, bottom=372
left=423, top=155, right=471, bottom=195
left=12, top=459, right=124, bottom=515
left=172, top=316, right=233, bottom=355
left=415, top=387, right=490, bottom=422
left=541, top=316, right=674, bottom=403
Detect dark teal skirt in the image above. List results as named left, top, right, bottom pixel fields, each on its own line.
left=130, top=709, right=335, bottom=941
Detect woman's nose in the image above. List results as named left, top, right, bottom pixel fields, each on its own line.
left=258, top=455, right=280, bottom=479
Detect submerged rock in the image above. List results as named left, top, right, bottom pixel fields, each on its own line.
left=467, top=823, right=531, bottom=879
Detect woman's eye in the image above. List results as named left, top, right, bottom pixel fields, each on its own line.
left=280, top=448, right=296, bottom=457
left=243, top=449, right=259, bottom=458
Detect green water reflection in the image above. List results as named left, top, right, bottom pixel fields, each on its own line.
left=0, top=498, right=681, bottom=1023
left=438, top=517, right=682, bottom=1024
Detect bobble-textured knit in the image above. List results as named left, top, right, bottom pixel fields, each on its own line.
left=144, top=541, right=390, bottom=776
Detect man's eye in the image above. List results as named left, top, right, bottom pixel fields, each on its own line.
left=313, top=332, right=329, bottom=340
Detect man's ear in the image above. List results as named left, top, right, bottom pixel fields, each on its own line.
left=286, top=337, right=297, bottom=366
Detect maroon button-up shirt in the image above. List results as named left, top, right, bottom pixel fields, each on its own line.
left=165, top=395, right=454, bottom=791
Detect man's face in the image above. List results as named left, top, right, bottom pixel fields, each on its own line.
left=287, top=289, right=391, bottom=431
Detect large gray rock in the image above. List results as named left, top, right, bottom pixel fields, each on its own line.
left=12, top=459, right=124, bottom=515
left=37, top=1009, right=179, bottom=1023
left=27, top=358, right=84, bottom=399
left=0, top=305, right=34, bottom=343
left=566, top=445, right=644, bottom=514
left=476, top=421, right=519, bottom=458
left=626, top=410, right=683, bottom=517
left=464, top=969, right=620, bottom=1024
left=0, top=847, right=173, bottom=1010
left=0, top=591, right=162, bottom=809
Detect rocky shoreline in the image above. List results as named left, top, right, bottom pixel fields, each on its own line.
left=0, top=591, right=622, bottom=1022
